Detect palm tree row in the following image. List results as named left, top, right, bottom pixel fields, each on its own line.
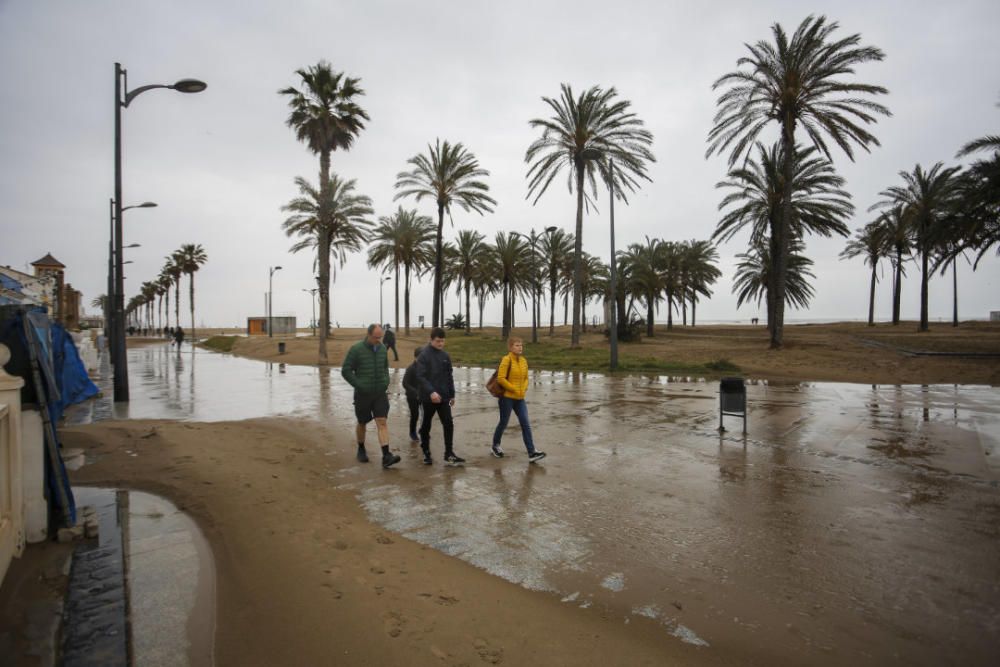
left=124, top=244, right=207, bottom=338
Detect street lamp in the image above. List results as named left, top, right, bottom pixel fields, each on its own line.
left=268, top=266, right=282, bottom=337
left=107, top=200, right=154, bottom=361
left=113, top=62, right=205, bottom=402
left=302, top=288, right=317, bottom=336
left=379, top=276, right=391, bottom=324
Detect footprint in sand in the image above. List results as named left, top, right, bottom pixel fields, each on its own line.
left=472, top=638, right=503, bottom=664
left=382, top=610, right=405, bottom=638
left=375, top=534, right=394, bottom=544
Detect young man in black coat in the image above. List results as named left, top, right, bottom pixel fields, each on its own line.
left=414, top=327, right=464, bottom=465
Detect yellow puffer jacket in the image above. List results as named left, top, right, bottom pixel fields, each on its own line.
left=496, top=353, right=529, bottom=400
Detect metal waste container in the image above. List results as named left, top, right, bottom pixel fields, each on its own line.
left=278, top=341, right=286, bottom=355
left=719, top=376, right=747, bottom=433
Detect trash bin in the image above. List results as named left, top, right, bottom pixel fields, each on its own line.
left=278, top=341, right=286, bottom=355
left=719, top=376, right=747, bottom=433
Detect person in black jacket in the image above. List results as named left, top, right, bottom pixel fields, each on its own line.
left=415, top=327, right=464, bottom=465
left=401, top=346, right=422, bottom=442
left=383, top=323, right=398, bottom=361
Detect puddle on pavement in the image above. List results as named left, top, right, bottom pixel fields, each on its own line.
left=72, top=487, right=215, bottom=666
left=66, top=343, right=1000, bottom=665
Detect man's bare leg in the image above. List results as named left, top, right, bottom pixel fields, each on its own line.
left=356, top=423, right=369, bottom=462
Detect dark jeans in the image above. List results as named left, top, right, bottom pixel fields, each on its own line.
left=420, top=401, right=454, bottom=453
left=493, top=397, right=535, bottom=454
left=406, top=396, right=420, bottom=437
left=387, top=343, right=398, bottom=361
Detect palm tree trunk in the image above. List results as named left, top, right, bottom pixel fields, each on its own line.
left=563, top=293, right=568, bottom=326
left=666, top=292, right=674, bottom=329
left=165, top=290, right=170, bottom=333
left=549, top=276, right=556, bottom=335
left=477, top=292, right=485, bottom=329
left=432, top=203, right=445, bottom=327
left=464, top=282, right=471, bottom=335
left=394, top=262, right=400, bottom=332
left=919, top=229, right=929, bottom=332
left=501, top=281, right=509, bottom=338
left=691, top=298, right=697, bottom=327
left=892, top=246, right=902, bottom=325
left=570, top=165, right=585, bottom=347
left=868, top=264, right=876, bottom=326
left=951, top=261, right=958, bottom=327
left=404, top=264, right=411, bottom=336
left=772, top=125, right=794, bottom=350
left=189, top=272, right=196, bottom=341
left=646, top=295, right=654, bottom=337
left=175, top=281, right=181, bottom=330
left=317, top=150, right=332, bottom=363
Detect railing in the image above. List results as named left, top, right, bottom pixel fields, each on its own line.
left=0, top=343, right=25, bottom=586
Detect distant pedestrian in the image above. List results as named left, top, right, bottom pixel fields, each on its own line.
left=384, top=323, right=398, bottom=361
left=341, top=323, right=401, bottom=469
left=415, top=327, right=463, bottom=465
left=174, top=326, right=185, bottom=346
left=402, top=346, right=423, bottom=443
left=491, top=337, right=546, bottom=462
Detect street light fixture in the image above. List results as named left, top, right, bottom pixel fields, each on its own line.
left=268, top=266, right=282, bottom=337
left=302, top=288, right=318, bottom=336
left=379, top=276, right=391, bottom=325
left=113, top=62, right=205, bottom=402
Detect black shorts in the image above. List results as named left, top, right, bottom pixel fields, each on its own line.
left=354, top=391, right=389, bottom=424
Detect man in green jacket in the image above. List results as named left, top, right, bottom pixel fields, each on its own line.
left=341, top=323, right=401, bottom=468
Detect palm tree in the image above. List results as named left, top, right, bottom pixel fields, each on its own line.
left=840, top=223, right=885, bottom=326
left=280, top=61, right=369, bottom=363
left=682, top=240, right=721, bottom=327
left=394, top=139, right=496, bottom=328
left=733, top=239, right=816, bottom=316
left=618, top=237, right=665, bottom=337
left=707, top=15, right=889, bottom=348
left=870, top=206, right=910, bottom=324
left=540, top=228, right=574, bottom=335
left=954, top=124, right=1000, bottom=267
left=157, top=271, right=173, bottom=332
left=714, top=141, right=853, bottom=335
left=368, top=207, right=416, bottom=332
left=872, top=163, right=960, bottom=332
left=526, top=83, right=655, bottom=347
left=173, top=244, right=207, bottom=340
left=282, top=174, right=373, bottom=343
left=448, top=229, right=488, bottom=334
left=493, top=232, right=532, bottom=338
left=470, top=249, right=501, bottom=330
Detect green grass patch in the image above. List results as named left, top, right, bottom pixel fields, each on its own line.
left=201, top=335, right=238, bottom=353
left=440, top=333, right=741, bottom=377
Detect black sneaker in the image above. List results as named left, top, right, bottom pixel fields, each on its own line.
left=528, top=451, right=547, bottom=463
left=357, top=446, right=369, bottom=463
left=491, top=444, right=505, bottom=458
left=382, top=452, right=401, bottom=469
left=409, top=432, right=419, bottom=443
left=444, top=453, right=466, bottom=466
left=422, top=449, right=433, bottom=465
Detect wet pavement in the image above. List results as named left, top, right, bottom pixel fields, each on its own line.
left=69, top=342, right=1000, bottom=665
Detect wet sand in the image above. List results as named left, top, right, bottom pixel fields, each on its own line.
left=62, top=419, right=731, bottom=666
left=223, top=321, right=1000, bottom=385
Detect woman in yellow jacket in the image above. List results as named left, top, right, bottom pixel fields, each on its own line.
left=491, top=337, right=546, bottom=462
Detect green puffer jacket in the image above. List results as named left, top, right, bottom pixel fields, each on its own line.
left=341, top=339, right=390, bottom=394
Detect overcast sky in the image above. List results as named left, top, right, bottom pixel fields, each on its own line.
left=2, top=0, right=998, bottom=329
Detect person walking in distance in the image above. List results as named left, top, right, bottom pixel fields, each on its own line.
left=383, top=323, right=399, bottom=361
left=341, top=323, right=401, bottom=468
left=491, top=337, right=546, bottom=462
left=402, top=346, right=422, bottom=443
left=415, top=327, right=464, bottom=465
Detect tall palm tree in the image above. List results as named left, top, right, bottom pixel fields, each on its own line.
left=173, top=244, right=207, bottom=339
left=282, top=174, right=373, bottom=343
left=526, top=83, right=655, bottom=347
left=707, top=15, right=889, bottom=348
left=955, top=125, right=1000, bottom=267
left=870, top=206, right=910, bottom=324
left=733, top=239, right=816, bottom=316
left=540, top=228, right=574, bottom=335
left=280, top=61, right=369, bottom=363
left=368, top=207, right=418, bottom=332
left=157, top=271, right=173, bottom=332
left=840, top=222, right=885, bottom=326
left=449, top=229, right=488, bottom=334
left=682, top=240, right=722, bottom=327
left=493, top=232, right=532, bottom=338
left=394, top=139, right=496, bottom=328
left=872, top=163, right=960, bottom=332
left=714, top=141, right=853, bottom=335
left=470, top=249, right=501, bottom=330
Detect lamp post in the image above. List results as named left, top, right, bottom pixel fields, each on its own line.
left=107, top=200, right=154, bottom=359
left=302, top=288, right=318, bottom=336
left=113, top=62, right=205, bottom=402
left=268, top=266, right=282, bottom=337
left=379, top=276, right=391, bottom=324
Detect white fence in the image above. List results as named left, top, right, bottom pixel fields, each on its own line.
left=0, top=343, right=25, bottom=585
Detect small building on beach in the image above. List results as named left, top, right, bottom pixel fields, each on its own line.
left=247, top=316, right=296, bottom=336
